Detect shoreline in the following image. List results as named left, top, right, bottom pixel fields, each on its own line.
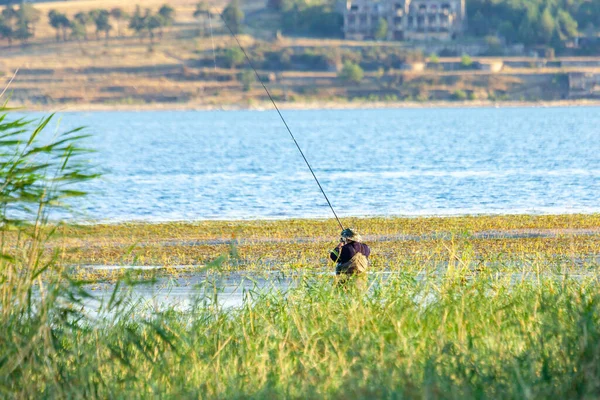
left=13, top=99, right=600, bottom=113
left=59, top=212, right=600, bottom=227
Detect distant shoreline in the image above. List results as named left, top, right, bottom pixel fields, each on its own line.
left=13, top=99, right=600, bottom=113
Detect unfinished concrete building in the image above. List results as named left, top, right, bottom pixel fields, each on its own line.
left=343, top=0, right=466, bottom=41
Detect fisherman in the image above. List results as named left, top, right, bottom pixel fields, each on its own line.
left=330, top=228, right=370, bottom=277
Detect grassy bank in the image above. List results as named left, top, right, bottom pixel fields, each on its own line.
left=3, top=270, right=600, bottom=398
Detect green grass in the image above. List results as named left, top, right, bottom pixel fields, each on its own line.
left=3, top=271, right=600, bottom=398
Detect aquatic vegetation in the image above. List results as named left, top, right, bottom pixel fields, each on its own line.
left=27, top=213, right=599, bottom=281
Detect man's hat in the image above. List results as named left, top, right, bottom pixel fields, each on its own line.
left=341, top=228, right=362, bottom=243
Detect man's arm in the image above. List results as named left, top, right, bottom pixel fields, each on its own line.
left=330, top=241, right=344, bottom=262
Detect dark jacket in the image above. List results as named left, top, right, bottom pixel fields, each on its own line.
left=330, top=241, right=370, bottom=264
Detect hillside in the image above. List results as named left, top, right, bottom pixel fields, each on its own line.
left=0, top=0, right=599, bottom=109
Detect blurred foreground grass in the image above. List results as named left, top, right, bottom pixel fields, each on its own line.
left=3, top=271, right=600, bottom=398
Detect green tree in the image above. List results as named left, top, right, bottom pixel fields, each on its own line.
left=1, top=5, right=17, bottom=26
left=89, top=10, right=112, bottom=40
left=338, top=61, right=364, bottom=84
left=93, top=10, right=112, bottom=41
left=48, top=10, right=70, bottom=42
left=74, top=12, right=90, bottom=40
left=460, top=54, right=473, bottom=68
left=517, top=13, right=537, bottom=45
left=110, top=7, right=129, bottom=37
left=193, top=2, right=210, bottom=36
left=224, top=47, right=245, bottom=68
left=557, top=9, right=578, bottom=39
left=129, top=5, right=147, bottom=41
left=538, top=8, right=555, bottom=44
left=146, top=13, right=162, bottom=42
left=239, top=69, right=256, bottom=91
left=498, top=21, right=517, bottom=44
left=222, top=0, right=244, bottom=34
left=158, top=4, right=176, bottom=25
left=471, top=10, right=487, bottom=36
left=267, top=0, right=284, bottom=11
left=1, top=6, right=16, bottom=46
left=0, top=15, right=13, bottom=46
left=158, top=4, right=176, bottom=38
left=14, top=3, right=40, bottom=43
left=13, top=19, right=32, bottom=44
left=452, top=90, right=467, bottom=100
left=70, top=20, right=86, bottom=41
left=577, top=1, right=600, bottom=29
left=374, top=17, right=388, bottom=40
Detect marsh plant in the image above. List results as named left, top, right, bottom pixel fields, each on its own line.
left=1, top=106, right=600, bottom=398
left=0, top=106, right=100, bottom=396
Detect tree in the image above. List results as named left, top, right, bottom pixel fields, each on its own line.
left=13, top=19, right=32, bottom=44
left=110, top=7, right=129, bottom=37
left=498, top=21, right=517, bottom=44
left=146, top=13, right=162, bottom=43
left=374, top=17, right=387, bottom=40
left=193, top=2, right=209, bottom=37
left=538, top=8, right=555, bottom=45
left=267, top=0, right=284, bottom=11
left=48, top=10, right=60, bottom=41
left=0, top=15, right=13, bottom=46
left=222, top=0, right=244, bottom=34
left=70, top=20, right=86, bottom=42
left=1, top=5, right=16, bottom=46
left=223, top=47, right=245, bottom=68
left=129, top=5, right=147, bottom=41
left=74, top=12, right=90, bottom=40
left=158, top=4, right=175, bottom=25
left=14, top=3, right=40, bottom=42
left=460, top=54, right=473, bottom=68
left=90, top=9, right=112, bottom=40
left=517, top=13, right=537, bottom=45
left=48, top=10, right=70, bottom=42
left=157, top=4, right=175, bottom=38
left=239, top=69, right=255, bottom=91
left=471, top=10, right=487, bottom=36
left=557, top=9, right=578, bottom=40
left=338, top=61, right=363, bottom=84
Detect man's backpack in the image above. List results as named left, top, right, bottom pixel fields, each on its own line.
left=337, top=248, right=368, bottom=275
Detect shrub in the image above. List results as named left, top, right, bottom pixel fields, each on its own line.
left=374, top=18, right=388, bottom=40
left=338, top=61, right=364, bottom=84
left=452, top=90, right=467, bottom=100
left=239, top=69, right=256, bottom=91
left=460, top=54, right=473, bottom=69
left=223, top=47, right=245, bottom=68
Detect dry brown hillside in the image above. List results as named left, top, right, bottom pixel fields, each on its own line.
left=0, top=0, right=598, bottom=109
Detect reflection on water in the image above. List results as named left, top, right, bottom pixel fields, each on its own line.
left=32, top=106, right=600, bottom=221
left=81, top=268, right=600, bottom=313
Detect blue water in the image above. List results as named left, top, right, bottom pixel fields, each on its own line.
left=44, top=107, right=600, bottom=221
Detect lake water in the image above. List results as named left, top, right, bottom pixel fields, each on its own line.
left=43, top=106, right=600, bottom=222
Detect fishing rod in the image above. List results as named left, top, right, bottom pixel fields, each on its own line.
left=219, top=14, right=345, bottom=231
